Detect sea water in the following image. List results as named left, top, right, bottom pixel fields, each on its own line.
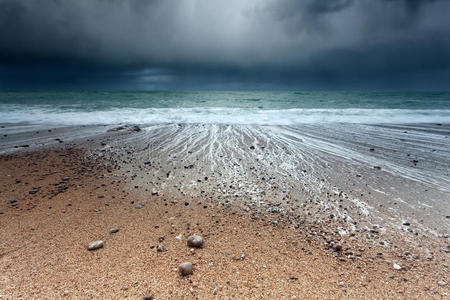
left=0, top=91, right=449, bottom=125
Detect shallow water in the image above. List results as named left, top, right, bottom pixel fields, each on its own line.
left=105, top=123, right=449, bottom=241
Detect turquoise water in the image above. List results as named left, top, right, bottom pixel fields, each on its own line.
left=0, top=91, right=449, bottom=125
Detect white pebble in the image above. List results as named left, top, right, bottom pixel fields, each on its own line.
left=88, top=240, right=104, bottom=251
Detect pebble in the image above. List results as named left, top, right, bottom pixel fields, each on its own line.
left=156, top=245, right=165, bottom=252
left=136, top=204, right=143, bottom=209
left=187, top=234, right=204, bottom=248
left=109, top=228, right=119, bottom=234
left=178, top=262, right=193, bottom=276
left=0, top=211, right=3, bottom=215
left=332, top=244, right=342, bottom=252
left=88, top=240, right=104, bottom=251
left=143, top=293, right=153, bottom=300
left=437, top=280, right=446, bottom=287
left=393, top=262, right=402, bottom=270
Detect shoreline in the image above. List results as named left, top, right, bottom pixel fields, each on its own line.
left=0, top=124, right=449, bottom=298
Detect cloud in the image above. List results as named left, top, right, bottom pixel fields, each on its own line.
left=0, top=0, right=449, bottom=89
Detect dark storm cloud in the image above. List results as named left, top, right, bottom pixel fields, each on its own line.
left=0, top=0, right=449, bottom=89
left=390, top=0, right=442, bottom=15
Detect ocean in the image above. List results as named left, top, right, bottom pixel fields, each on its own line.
left=0, top=91, right=449, bottom=125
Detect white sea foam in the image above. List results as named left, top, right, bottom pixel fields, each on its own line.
left=1, top=106, right=449, bottom=126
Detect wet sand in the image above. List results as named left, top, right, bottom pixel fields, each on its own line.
left=0, top=124, right=449, bottom=299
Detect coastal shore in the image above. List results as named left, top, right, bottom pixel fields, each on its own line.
left=0, top=124, right=449, bottom=299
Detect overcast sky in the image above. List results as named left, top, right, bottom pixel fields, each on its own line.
left=1, top=0, right=449, bottom=90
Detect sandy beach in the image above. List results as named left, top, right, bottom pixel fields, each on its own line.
left=2, top=0, right=450, bottom=297
left=0, top=124, right=449, bottom=299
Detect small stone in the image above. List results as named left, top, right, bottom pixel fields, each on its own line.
left=178, top=262, right=193, bottom=276
left=143, top=293, right=153, bottom=300
left=187, top=234, right=203, bottom=248
left=109, top=228, right=119, bottom=234
left=136, top=204, right=143, bottom=209
left=88, top=240, right=104, bottom=251
left=108, top=125, right=141, bottom=132
left=268, top=207, right=280, bottom=213
left=29, top=188, right=39, bottom=194
left=393, top=262, right=402, bottom=270
left=232, top=254, right=246, bottom=261
left=0, top=211, right=4, bottom=215
left=333, top=244, right=342, bottom=252
left=156, top=245, right=165, bottom=252
left=438, top=280, right=446, bottom=287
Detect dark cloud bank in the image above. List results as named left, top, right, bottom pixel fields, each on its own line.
left=0, top=0, right=449, bottom=90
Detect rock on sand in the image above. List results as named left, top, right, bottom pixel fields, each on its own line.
left=88, top=240, right=104, bottom=251
left=178, top=262, right=193, bottom=276
left=187, top=234, right=204, bottom=248
left=393, top=261, right=402, bottom=270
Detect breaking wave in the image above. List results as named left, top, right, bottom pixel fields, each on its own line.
left=1, top=106, right=449, bottom=125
